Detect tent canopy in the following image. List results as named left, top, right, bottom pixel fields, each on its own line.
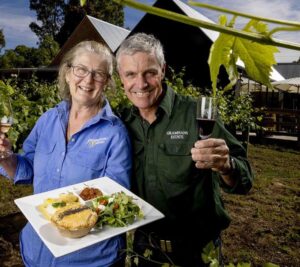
left=271, top=77, right=300, bottom=93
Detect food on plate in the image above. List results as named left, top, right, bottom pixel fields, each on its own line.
left=91, top=191, right=144, bottom=228
left=37, top=189, right=144, bottom=238
left=37, top=192, right=79, bottom=220
left=79, top=187, right=103, bottom=201
left=51, top=203, right=98, bottom=238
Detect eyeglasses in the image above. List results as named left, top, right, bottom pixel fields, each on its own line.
left=69, top=64, right=108, bottom=82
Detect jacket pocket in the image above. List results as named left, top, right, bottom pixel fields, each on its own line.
left=162, top=142, right=191, bottom=156
left=158, top=142, right=194, bottom=184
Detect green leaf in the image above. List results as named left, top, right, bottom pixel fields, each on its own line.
left=133, top=256, right=139, bottom=266
left=234, top=37, right=278, bottom=88
left=237, top=263, right=251, bottom=267
left=209, top=17, right=278, bottom=94
left=262, top=263, right=280, bottom=267
left=80, top=0, right=87, bottom=6
left=143, top=248, right=152, bottom=258
left=208, top=32, right=235, bottom=96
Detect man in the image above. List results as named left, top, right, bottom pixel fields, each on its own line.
left=116, top=33, right=253, bottom=267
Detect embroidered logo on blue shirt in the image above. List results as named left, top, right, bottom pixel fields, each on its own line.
left=87, top=138, right=108, bottom=147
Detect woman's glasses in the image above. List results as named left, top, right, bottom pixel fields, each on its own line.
left=69, top=65, right=108, bottom=82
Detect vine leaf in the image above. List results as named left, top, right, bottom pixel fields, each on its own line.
left=0, top=80, right=14, bottom=96
left=209, top=16, right=279, bottom=95
left=80, top=0, right=87, bottom=6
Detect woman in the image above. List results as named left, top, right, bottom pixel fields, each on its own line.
left=0, top=41, right=132, bottom=267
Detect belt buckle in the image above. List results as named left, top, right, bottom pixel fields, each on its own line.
left=160, top=239, right=172, bottom=253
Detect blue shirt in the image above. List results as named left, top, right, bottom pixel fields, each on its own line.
left=2, top=100, right=132, bottom=267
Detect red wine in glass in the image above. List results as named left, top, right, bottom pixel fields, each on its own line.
left=196, top=97, right=217, bottom=139
left=197, top=118, right=216, bottom=139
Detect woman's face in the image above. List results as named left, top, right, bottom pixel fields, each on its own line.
left=66, top=51, right=109, bottom=108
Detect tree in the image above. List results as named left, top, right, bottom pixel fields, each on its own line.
left=55, top=0, right=124, bottom=46
left=0, top=37, right=59, bottom=68
left=0, top=29, right=5, bottom=53
left=29, top=0, right=65, bottom=42
left=29, top=0, right=124, bottom=47
left=35, top=35, right=60, bottom=66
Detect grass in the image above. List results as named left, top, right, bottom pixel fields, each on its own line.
left=0, top=144, right=299, bottom=266
left=222, top=144, right=300, bottom=267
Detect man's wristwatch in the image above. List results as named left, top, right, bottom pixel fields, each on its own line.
left=219, top=156, right=236, bottom=176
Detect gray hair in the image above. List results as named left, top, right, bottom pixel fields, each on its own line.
left=58, top=40, right=114, bottom=101
left=116, top=33, right=165, bottom=70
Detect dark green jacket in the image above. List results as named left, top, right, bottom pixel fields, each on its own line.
left=121, top=86, right=253, bottom=242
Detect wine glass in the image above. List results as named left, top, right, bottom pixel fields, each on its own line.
left=196, top=96, right=218, bottom=139
left=0, top=100, right=14, bottom=159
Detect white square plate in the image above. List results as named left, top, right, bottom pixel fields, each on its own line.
left=14, top=176, right=164, bottom=258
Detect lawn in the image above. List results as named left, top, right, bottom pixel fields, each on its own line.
left=0, top=144, right=299, bottom=267
left=222, top=144, right=300, bottom=267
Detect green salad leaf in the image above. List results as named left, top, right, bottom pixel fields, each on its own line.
left=91, top=191, right=144, bottom=228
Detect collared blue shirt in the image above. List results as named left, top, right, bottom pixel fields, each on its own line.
left=2, top=100, right=132, bottom=267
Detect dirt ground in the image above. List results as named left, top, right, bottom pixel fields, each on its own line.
left=0, top=144, right=299, bottom=267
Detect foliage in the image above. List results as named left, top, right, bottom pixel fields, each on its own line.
left=112, top=0, right=300, bottom=97
left=0, top=80, right=14, bottom=119
left=217, top=90, right=263, bottom=132
left=0, top=77, right=60, bottom=151
left=209, top=16, right=278, bottom=96
left=35, top=35, right=60, bottom=66
left=165, top=67, right=201, bottom=98
left=201, top=241, right=280, bottom=267
left=56, top=0, right=124, bottom=46
left=29, top=0, right=65, bottom=43
left=0, top=29, right=5, bottom=53
left=30, top=0, right=124, bottom=47
left=106, top=74, right=131, bottom=110
left=0, top=36, right=59, bottom=68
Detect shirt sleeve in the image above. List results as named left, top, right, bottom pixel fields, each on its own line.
left=103, top=123, right=132, bottom=189
left=13, top=114, right=46, bottom=184
left=213, top=119, right=254, bottom=194
left=0, top=166, right=9, bottom=178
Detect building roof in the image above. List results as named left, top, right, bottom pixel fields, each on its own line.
left=273, top=63, right=300, bottom=79
left=51, top=0, right=284, bottom=84
left=50, top=16, right=129, bottom=66
left=88, top=16, right=130, bottom=52
left=170, top=0, right=284, bottom=82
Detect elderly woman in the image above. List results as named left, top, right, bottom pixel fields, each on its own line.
left=0, top=41, right=132, bottom=267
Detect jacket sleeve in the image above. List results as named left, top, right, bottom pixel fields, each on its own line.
left=213, top=119, right=254, bottom=195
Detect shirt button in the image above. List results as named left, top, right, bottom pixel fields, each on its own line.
left=56, top=168, right=60, bottom=172
left=71, top=138, right=75, bottom=142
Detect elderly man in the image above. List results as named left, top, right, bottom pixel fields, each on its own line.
left=116, top=33, right=253, bottom=267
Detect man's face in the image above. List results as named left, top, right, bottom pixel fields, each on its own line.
left=118, top=52, right=165, bottom=112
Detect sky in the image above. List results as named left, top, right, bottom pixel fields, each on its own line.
left=0, top=0, right=300, bottom=63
